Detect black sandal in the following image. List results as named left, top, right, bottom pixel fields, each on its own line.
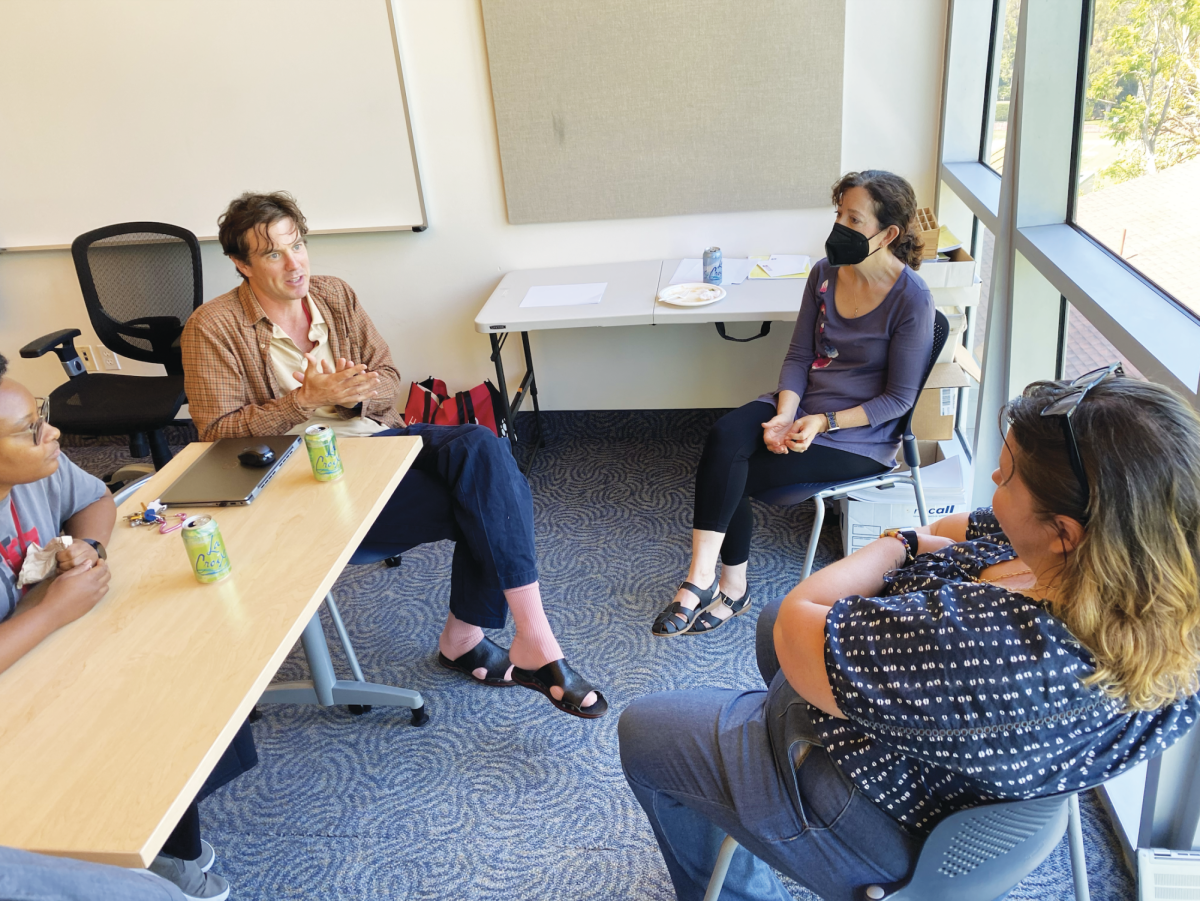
left=651, top=577, right=720, bottom=637
left=437, top=636, right=515, bottom=686
left=687, top=590, right=752, bottom=635
left=511, top=659, right=608, bottom=719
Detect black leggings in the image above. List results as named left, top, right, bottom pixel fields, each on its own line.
left=693, top=401, right=889, bottom=565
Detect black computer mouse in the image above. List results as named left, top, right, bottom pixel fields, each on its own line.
left=238, top=444, right=276, bottom=468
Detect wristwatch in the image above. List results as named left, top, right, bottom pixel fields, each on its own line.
left=881, top=528, right=918, bottom=566
left=825, top=411, right=840, bottom=432
left=79, top=538, right=107, bottom=560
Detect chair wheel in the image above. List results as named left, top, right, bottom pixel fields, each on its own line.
left=248, top=705, right=263, bottom=723
left=347, top=704, right=372, bottom=715
left=384, top=555, right=402, bottom=568
left=410, top=704, right=429, bottom=727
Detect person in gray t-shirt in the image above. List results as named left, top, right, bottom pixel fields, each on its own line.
left=653, top=171, right=935, bottom=638
left=0, top=358, right=113, bottom=670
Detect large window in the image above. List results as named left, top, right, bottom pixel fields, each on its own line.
left=983, top=0, right=1023, bottom=173
left=1059, top=301, right=1145, bottom=380
left=1072, top=0, right=1200, bottom=316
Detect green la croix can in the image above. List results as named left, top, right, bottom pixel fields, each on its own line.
left=181, top=514, right=232, bottom=583
left=304, top=424, right=344, bottom=482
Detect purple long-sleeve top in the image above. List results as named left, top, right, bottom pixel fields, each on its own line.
left=755, top=258, right=935, bottom=467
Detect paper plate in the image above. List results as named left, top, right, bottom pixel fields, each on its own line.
left=657, top=283, right=727, bottom=307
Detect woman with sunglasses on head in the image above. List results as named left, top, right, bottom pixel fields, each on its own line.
left=0, top=354, right=251, bottom=901
left=652, top=170, right=934, bottom=638
left=622, top=369, right=1200, bottom=901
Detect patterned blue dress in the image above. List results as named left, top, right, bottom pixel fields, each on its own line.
left=811, top=508, right=1200, bottom=834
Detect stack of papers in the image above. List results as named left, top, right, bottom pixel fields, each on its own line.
left=519, top=283, right=607, bottom=308
left=667, top=258, right=754, bottom=287
left=937, top=225, right=963, bottom=254
left=749, top=254, right=810, bottom=279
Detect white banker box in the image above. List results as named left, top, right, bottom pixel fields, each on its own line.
left=838, top=441, right=969, bottom=556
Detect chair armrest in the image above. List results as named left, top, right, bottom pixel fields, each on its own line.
left=901, top=432, right=922, bottom=470
left=20, top=329, right=82, bottom=360
left=19, top=329, right=87, bottom=378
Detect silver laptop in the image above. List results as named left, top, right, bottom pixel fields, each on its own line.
left=158, top=436, right=302, bottom=507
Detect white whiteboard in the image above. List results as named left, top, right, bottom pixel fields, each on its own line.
left=0, top=0, right=426, bottom=250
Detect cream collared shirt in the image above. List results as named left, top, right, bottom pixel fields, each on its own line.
left=268, top=295, right=387, bottom=438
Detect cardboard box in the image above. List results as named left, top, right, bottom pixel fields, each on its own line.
left=839, top=440, right=969, bottom=556
left=917, top=247, right=976, bottom=288
left=936, top=305, right=966, bottom=364
left=912, top=362, right=971, bottom=440
left=928, top=281, right=982, bottom=308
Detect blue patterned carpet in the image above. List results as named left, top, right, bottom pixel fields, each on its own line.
left=65, top=411, right=1135, bottom=900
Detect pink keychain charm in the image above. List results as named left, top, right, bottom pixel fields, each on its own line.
left=158, top=513, right=187, bottom=535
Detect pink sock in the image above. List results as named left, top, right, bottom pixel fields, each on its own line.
left=504, top=582, right=563, bottom=671
left=438, top=612, right=484, bottom=662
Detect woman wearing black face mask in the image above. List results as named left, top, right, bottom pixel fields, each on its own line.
left=652, top=170, right=934, bottom=638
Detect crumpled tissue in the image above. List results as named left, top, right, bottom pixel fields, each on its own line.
left=16, top=536, right=73, bottom=589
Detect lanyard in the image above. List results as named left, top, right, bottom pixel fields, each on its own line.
left=0, top=499, right=39, bottom=575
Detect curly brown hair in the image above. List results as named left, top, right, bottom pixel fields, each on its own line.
left=831, top=170, right=924, bottom=269
left=217, top=191, right=309, bottom=271
left=1005, top=376, right=1200, bottom=710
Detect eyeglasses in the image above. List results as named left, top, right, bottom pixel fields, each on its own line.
left=1039, top=362, right=1123, bottom=516
left=3, top=397, right=51, bottom=444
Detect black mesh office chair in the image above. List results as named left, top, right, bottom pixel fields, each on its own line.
left=19, top=223, right=202, bottom=472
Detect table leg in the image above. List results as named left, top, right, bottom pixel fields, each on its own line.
left=260, top=605, right=428, bottom=725
left=488, top=331, right=543, bottom=475
left=489, top=332, right=519, bottom=455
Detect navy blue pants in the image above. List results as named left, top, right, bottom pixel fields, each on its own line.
left=362, top=423, right=538, bottom=630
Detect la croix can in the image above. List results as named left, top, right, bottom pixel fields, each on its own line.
left=304, top=424, right=344, bottom=482
left=181, top=515, right=232, bottom=584
left=703, top=246, right=722, bottom=285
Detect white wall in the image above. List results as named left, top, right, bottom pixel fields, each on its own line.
left=0, top=0, right=947, bottom=410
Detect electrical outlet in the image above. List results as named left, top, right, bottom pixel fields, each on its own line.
left=98, top=346, right=121, bottom=371
left=77, top=345, right=98, bottom=371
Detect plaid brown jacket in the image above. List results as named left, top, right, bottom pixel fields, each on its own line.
left=181, top=276, right=403, bottom=440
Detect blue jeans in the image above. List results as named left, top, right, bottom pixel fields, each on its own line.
left=0, top=847, right=186, bottom=900
left=618, top=598, right=920, bottom=901
left=364, top=424, right=538, bottom=630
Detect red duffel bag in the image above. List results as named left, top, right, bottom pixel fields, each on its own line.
left=403, top=377, right=507, bottom=438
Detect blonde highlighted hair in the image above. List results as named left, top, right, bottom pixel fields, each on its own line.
left=1006, top=378, right=1200, bottom=711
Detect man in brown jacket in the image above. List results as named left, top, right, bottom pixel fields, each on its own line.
left=181, top=192, right=604, bottom=719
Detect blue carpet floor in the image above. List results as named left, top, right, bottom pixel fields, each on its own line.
left=65, top=411, right=1136, bottom=900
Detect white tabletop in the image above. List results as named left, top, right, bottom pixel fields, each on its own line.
left=474, top=260, right=663, bottom=334
left=652, top=259, right=807, bottom=325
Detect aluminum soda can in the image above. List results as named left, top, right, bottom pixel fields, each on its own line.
left=703, top=246, right=723, bottom=285
left=304, top=424, right=344, bottom=482
left=181, top=515, right=232, bottom=584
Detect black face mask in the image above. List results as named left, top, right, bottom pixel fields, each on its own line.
left=825, top=222, right=883, bottom=267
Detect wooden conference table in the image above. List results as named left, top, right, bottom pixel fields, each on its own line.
left=474, top=258, right=809, bottom=469
left=0, top=435, right=421, bottom=867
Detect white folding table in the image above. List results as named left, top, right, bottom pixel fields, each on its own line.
left=474, top=258, right=808, bottom=468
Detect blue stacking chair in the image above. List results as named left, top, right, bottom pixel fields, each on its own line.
left=753, top=309, right=950, bottom=580
left=703, top=792, right=1091, bottom=901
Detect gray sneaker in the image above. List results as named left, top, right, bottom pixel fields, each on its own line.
left=197, top=840, right=216, bottom=873
left=148, top=853, right=230, bottom=901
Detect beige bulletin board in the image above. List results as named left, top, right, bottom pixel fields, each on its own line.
left=481, top=0, right=845, bottom=225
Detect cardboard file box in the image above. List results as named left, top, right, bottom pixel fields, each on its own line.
left=929, top=282, right=982, bottom=308
left=912, top=362, right=971, bottom=440
left=935, top=306, right=966, bottom=364
left=839, top=441, right=969, bottom=556
left=918, top=247, right=976, bottom=288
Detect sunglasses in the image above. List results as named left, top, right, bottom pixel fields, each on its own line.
left=1039, top=362, right=1123, bottom=516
